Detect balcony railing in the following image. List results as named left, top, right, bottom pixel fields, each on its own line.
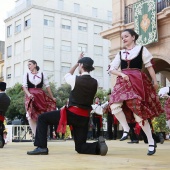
left=124, top=0, right=170, bottom=24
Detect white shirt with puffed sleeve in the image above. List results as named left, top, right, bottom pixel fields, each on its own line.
left=22, top=71, right=50, bottom=88
left=109, top=45, right=153, bottom=72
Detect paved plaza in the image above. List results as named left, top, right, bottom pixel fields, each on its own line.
left=0, top=139, right=170, bottom=170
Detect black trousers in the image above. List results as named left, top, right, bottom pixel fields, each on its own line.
left=128, top=123, right=139, bottom=141
left=92, top=114, right=101, bottom=138
left=34, top=110, right=99, bottom=155
left=107, top=113, right=117, bottom=139
left=0, top=121, right=5, bottom=146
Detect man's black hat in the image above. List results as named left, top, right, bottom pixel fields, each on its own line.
left=0, top=82, right=6, bottom=91
left=78, top=57, right=94, bottom=67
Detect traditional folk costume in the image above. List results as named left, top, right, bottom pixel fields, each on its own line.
left=22, top=71, right=56, bottom=135
left=33, top=72, right=106, bottom=154
left=108, top=45, right=164, bottom=154
left=91, top=102, right=103, bottom=139
left=0, top=82, right=10, bottom=148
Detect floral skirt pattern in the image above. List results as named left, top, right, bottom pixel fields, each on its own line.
left=109, top=69, right=164, bottom=123
left=25, top=88, right=56, bottom=121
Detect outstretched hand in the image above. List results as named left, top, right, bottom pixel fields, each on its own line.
left=78, top=52, right=84, bottom=61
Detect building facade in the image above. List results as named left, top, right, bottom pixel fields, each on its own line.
left=4, top=0, right=112, bottom=89
left=101, top=0, right=170, bottom=86
left=0, top=41, right=5, bottom=81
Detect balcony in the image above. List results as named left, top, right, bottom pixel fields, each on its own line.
left=124, top=0, right=170, bottom=24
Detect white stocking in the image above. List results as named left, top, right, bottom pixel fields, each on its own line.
left=113, top=111, right=130, bottom=137
left=138, top=120, right=154, bottom=151
left=28, top=119, right=37, bottom=136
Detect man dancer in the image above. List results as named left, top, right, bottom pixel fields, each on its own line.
left=27, top=53, right=108, bottom=156
left=0, top=82, right=10, bottom=148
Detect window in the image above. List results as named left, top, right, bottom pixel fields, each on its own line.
left=74, top=3, right=80, bottom=13
left=44, top=61, right=54, bottom=71
left=107, top=11, right=112, bottom=21
left=24, top=37, right=31, bottom=51
left=92, top=7, right=98, bottom=17
left=44, top=38, right=54, bottom=49
left=14, top=63, right=21, bottom=77
left=15, top=41, right=21, bottom=56
left=61, top=66, right=70, bottom=74
left=61, top=41, right=71, bottom=51
left=7, top=25, right=12, bottom=37
left=94, top=25, right=102, bottom=35
left=61, top=65, right=70, bottom=83
left=78, top=22, right=87, bottom=32
left=15, top=20, right=21, bottom=33
left=7, top=67, right=11, bottom=79
left=44, top=15, right=54, bottom=27
left=78, top=44, right=87, bottom=52
left=58, top=0, right=64, bottom=10
left=94, top=46, right=103, bottom=55
left=7, top=46, right=12, bottom=58
left=94, top=67, right=103, bottom=77
left=24, top=15, right=31, bottom=28
left=61, top=19, right=71, bottom=30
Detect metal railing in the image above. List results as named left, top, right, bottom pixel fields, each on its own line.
left=12, top=125, right=34, bottom=142
left=125, top=0, right=170, bottom=24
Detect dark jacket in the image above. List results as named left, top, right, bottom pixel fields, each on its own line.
left=0, top=93, right=10, bottom=116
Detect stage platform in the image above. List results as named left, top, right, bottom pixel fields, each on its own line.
left=1, top=139, right=170, bottom=170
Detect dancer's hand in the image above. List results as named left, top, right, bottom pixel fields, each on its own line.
left=153, top=82, right=159, bottom=91
left=28, top=93, right=34, bottom=99
left=121, top=73, right=129, bottom=81
left=52, top=97, right=57, bottom=102
left=78, top=52, right=84, bottom=61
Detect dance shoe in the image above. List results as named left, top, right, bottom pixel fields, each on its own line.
left=27, top=147, right=48, bottom=155
left=127, top=140, right=139, bottom=144
left=120, top=131, right=129, bottom=141
left=98, top=136, right=108, bottom=156
left=147, top=142, right=157, bottom=156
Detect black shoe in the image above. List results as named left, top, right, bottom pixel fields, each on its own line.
left=120, top=131, right=129, bottom=141
left=127, top=140, right=139, bottom=144
left=27, top=147, right=48, bottom=155
left=147, top=142, right=156, bottom=156
left=98, top=136, right=108, bottom=156
left=0, top=135, right=4, bottom=148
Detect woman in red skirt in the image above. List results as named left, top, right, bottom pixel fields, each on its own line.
left=108, top=29, right=164, bottom=155
left=22, top=60, right=56, bottom=136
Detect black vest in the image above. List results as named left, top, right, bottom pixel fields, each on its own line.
left=27, top=73, right=43, bottom=88
left=68, top=75, right=98, bottom=110
left=0, top=93, right=10, bottom=115
left=120, top=46, right=143, bottom=70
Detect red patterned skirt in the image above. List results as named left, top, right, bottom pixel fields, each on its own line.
left=25, top=88, right=56, bottom=121
left=165, top=97, right=170, bottom=120
left=109, top=69, right=164, bottom=123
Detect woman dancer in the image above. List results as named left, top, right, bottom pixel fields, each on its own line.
left=108, top=29, right=164, bottom=155
left=23, top=60, right=56, bottom=136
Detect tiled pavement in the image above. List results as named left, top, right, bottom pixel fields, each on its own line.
left=1, top=139, right=170, bottom=170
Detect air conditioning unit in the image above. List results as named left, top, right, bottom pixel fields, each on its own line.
left=7, top=74, right=11, bottom=79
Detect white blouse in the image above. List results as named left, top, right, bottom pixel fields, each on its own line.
left=109, top=45, right=153, bottom=71
left=22, top=71, right=50, bottom=88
